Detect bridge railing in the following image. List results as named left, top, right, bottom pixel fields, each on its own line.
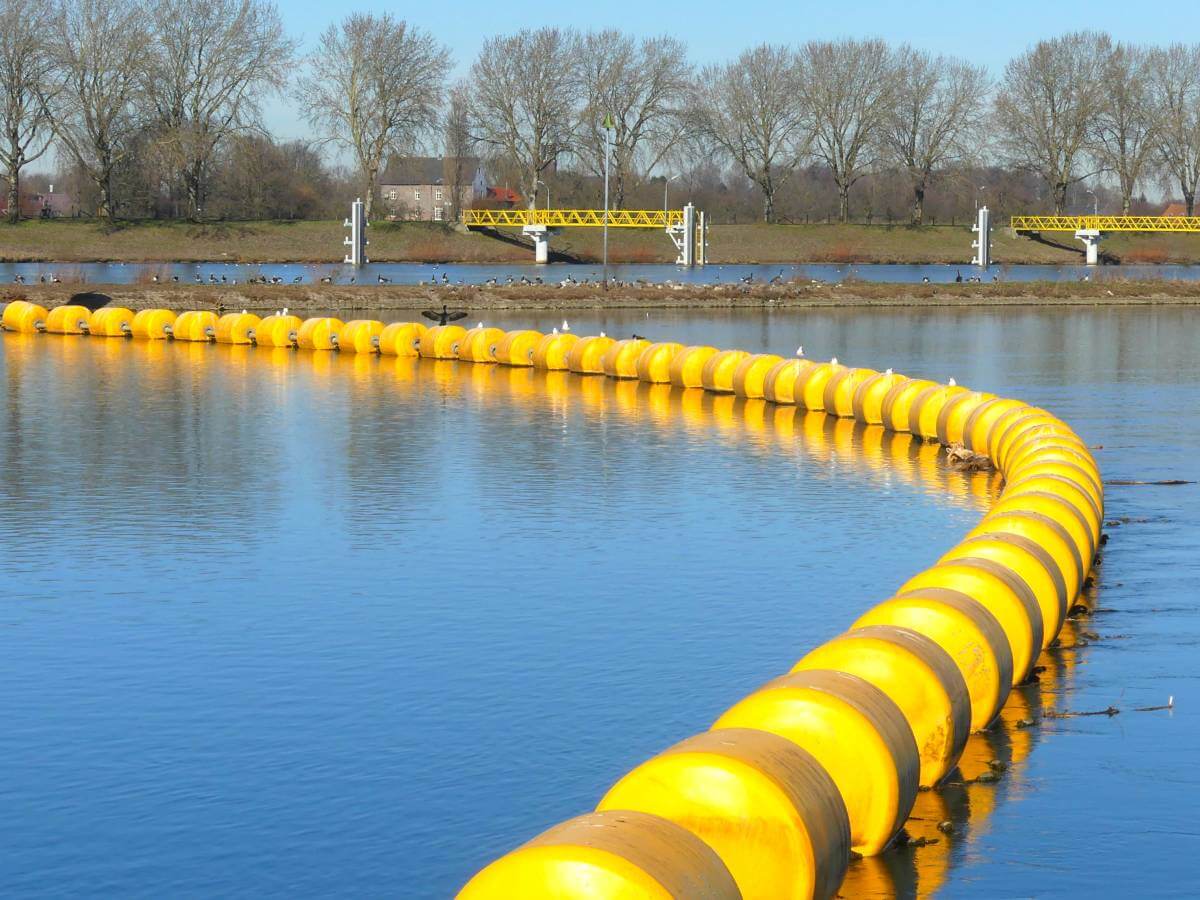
left=462, top=208, right=685, bottom=228
left=1011, top=214, right=1200, bottom=232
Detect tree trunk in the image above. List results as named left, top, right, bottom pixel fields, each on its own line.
left=1052, top=181, right=1068, bottom=215
left=838, top=184, right=850, bottom=223
left=762, top=185, right=775, bottom=224
left=1185, top=190, right=1195, bottom=218
left=912, top=184, right=925, bottom=226
left=363, top=165, right=378, bottom=221
left=6, top=169, right=19, bottom=224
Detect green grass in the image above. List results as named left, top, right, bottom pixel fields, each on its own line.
left=3, top=218, right=1200, bottom=265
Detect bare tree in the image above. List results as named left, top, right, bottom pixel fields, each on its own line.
left=144, top=0, right=294, bottom=220
left=885, top=48, right=987, bottom=224
left=1148, top=44, right=1200, bottom=216
left=48, top=0, right=150, bottom=219
left=689, top=45, right=805, bottom=223
left=994, top=31, right=1109, bottom=214
left=796, top=39, right=895, bottom=223
left=469, top=28, right=581, bottom=209
left=576, top=31, right=690, bottom=209
left=1091, top=43, right=1157, bottom=214
left=0, top=0, right=57, bottom=222
left=442, top=81, right=472, bottom=220
left=297, top=13, right=450, bottom=220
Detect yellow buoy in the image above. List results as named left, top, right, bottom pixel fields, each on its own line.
left=794, top=362, right=845, bottom=411
left=532, top=332, right=580, bottom=370
left=457, top=810, right=739, bottom=899
left=296, top=316, right=345, bottom=351
left=597, top=728, right=850, bottom=900
left=668, top=345, right=719, bottom=388
left=44, top=304, right=92, bottom=335
left=1006, top=458, right=1103, bottom=511
left=792, top=625, right=971, bottom=788
left=879, top=378, right=936, bottom=431
left=130, top=308, right=176, bottom=340
left=601, top=338, right=650, bottom=378
left=215, top=311, right=262, bottom=345
left=763, top=358, right=816, bottom=405
left=898, top=560, right=1044, bottom=687
left=172, top=310, right=218, bottom=342
left=907, top=383, right=968, bottom=440
left=457, top=326, right=506, bottom=362
left=970, top=510, right=1083, bottom=602
left=985, top=491, right=1096, bottom=571
left=732, top=353, right=785, bottom=399
left=419, top=324, right=467, bottom=359
left=714, top=669, right=919, bottom=857
left=635, top=341, right=685, bottom=383
left=378, top=321, right=426, bottom=356
left=252, top=313, right=303, bottom=348
left=1002, top=474, right=1102, bottom=542
left=962, top=398, right=1027, bottom=453
left=699, top=349, right=750, bottom=393
left=935, top=390, right=995, bottom=445
left=821, top=367, right=877, bottom=418
left=89, top=307, right=136, bottom=337
left=333, top=319, right=384, bottom=354
left=852, top=372, right=906, bottom=424
left=1, top=299, right=49, bottom=333
left=566, top=335, right=615, bottom=374
left=853, top=591, right=1013, bottom=732
left=493, top=329, right=543, bottom=366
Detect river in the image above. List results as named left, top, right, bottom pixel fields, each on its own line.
left=1, top=306, right=1196, bottom=896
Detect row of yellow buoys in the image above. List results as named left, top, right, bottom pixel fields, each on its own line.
left=1, top=297, right=1102, bottom=898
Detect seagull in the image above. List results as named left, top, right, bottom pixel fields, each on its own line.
left=282, top=307, right=289, bottom=316
left=948, top=377, right=957, bottom=386
left=476, top=321, right=484, bottom=328
left=562, top=319, right=570, bottom=332
left=885, top=368, right=893, bottom=375
left=796, top=345, right=804, bottom=357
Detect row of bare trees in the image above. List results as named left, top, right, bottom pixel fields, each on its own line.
left=4, top=6, right=1199, bottom=223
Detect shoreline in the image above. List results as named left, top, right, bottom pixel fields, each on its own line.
left=4, top=281, right=1199, bottom=313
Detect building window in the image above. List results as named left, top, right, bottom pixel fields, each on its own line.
left=433, top=206, right=444, bottom=221
left=434, top=188, right=443, bottom=201
left=387, top=189, right=397, bottom=201
left=413, top=189, right=421, bottom=201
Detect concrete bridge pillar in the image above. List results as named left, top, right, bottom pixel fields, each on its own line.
left=1075, top=228, right=1103, bottom=265
left=523, top=224, right=550, bottom=264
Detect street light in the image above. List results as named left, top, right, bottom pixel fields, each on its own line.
left=975, top=185, right=986, bottom=210
left=535, top=178, right=550, bottom=211
left=663, top=173, right=681, bottom=213
left=602, top=114, right=614, bottom=291
left=1085, top=188, right=1098, bottom=216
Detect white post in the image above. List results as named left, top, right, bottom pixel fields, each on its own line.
left=523, top=224, right=550, bottom=264
left=971, top=205, right=991, bottom=268
left=1075, top=228, right=1103, bottom=265
left=697, top=209, right=707, bottom=266
left=680, top=203, right=696, bottom=266
left=343, top=198, right=368, bottom=266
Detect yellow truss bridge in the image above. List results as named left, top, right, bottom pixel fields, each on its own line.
left=463, top=208, right=684, bottom=228
left=1011, top=215, right=1200, bottom=233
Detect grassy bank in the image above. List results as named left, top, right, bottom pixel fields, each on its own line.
left=6, top=279, right=1198, bottom=316
left=4, top=218, right=1200, bottom=265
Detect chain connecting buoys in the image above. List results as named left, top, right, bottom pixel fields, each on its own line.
left=336, top=319, right=385, bottom=354
left=714, top=670, right=919, bottom=857
left=295, top=316, right=344, bottom=351
left=597, top=728, right=851, bottom=899
left=601, top=338, right=650, bottom=378
left=493, top=329, right=543, bottom=367
left=566, top=335, right=615, bottom=374
left=532, top=331, right=579, bottom=370
left=458, top=810, right=740, bottom=899
left=3, top=301, right=1103, bottom=899
left=172, top=310, right=218, bottom=342
left=130, top=308, right=175, bottom=340
left=252, top=313, right=303, bottom=348
left=0, top=299, right=48, bottom=333
left=792, top=625, right=971, bottom=788
left=732, top=353, right=786, bottom=399
left=44, top=304, right=91, bottom=335
left=378, top=321, right=426, bottom=356
left=215, top=311, right=262, bottom=345
left=668, top=345, right=719, bottom=388
left=457, top=326, right=506, bottom=362
left=635, top=341, right=685, bottom=383
left=89, top=306, right=135, bottom=337
left=853, top=592, right=1013, bottom=732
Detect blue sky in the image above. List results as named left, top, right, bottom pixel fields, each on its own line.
left=273, top=1, right=1200, bottom=139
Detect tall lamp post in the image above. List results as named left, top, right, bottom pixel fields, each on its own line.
left=663, top=173, right=680, bottom=212
left=1086, top=188, right=1098, bottom=216
left=535, top=178, right=550, bottom=211
left=602, top=114, right=614, bottom=291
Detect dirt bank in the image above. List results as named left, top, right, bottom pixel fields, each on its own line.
left=5, top=280, right=1199, bottom=315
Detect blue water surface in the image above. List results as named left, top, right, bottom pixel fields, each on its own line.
left=1, top=306, right=1197, bottom=896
